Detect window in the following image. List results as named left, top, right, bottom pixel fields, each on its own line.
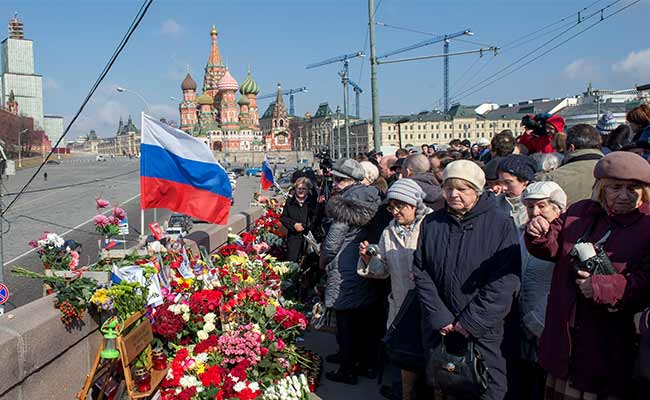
left=418, top=134, right=421, bottom=139
left=436, top=133, right=440, bottom=139
left=436, top=124, right=439, bottom=129
left=410, top=125, right=414, bottom=130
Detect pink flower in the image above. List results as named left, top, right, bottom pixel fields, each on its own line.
left=28, top=240, right=38, bottom=248
left=69, top=250, right=79, bottom=270
left=93, top=214, right=110, bottom=228
left=107, top=215, right=119, bottom=225
left=96, top=198, right=110, bottom=209
left=112, top=207, right=126, bottom=221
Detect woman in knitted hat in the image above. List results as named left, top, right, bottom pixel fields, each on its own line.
left=525, top=151, right=650, bottom=399
left=413, top=159, right=521, bottom=399
left=497, top=154, right=538, bottom=230
left=358, top=178, right=432, bottom=400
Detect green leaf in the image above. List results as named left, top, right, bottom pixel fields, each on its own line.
left=264, top=304, right=276, bottom=318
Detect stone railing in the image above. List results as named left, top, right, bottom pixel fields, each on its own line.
left=0, top=206, right=264, bottom=400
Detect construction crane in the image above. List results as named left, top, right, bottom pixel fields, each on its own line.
left=378, top=28, right=473, bottom=112
left=340, top=75, right=363, bottom=118
left=306, top=51, right=365, bottom=157
left=257, top=86, right=308, bottom=116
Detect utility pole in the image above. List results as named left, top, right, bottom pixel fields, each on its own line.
left=443, top=40, right=450, bottom=112
left=342, top=61, right=351, bottom=158
left=336, top=106, right=342, bottom=159
left=368, top=0, right=381, bottom=152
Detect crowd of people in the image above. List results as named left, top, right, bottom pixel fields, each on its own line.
left=278, top=103, right=650, bottom=400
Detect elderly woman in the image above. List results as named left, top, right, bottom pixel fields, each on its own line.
left=413, top=160, right=521, bottom=400
left=279, top=177, right=318, bottom=262
left=320, top=158, right=383, bottom=385
left=525, top=151, right=650, bottom=399
left=496, top=154, right=538, bottom=229
left=357, top=179, right=431, bottom=400
left=518, top=182, right=567, bottom=400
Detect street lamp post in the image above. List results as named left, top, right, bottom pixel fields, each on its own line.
left=116, top=86, right=152, bottom=113
left=336, top=106, right=341, bottom=159
left=17, top=128, right=27, bottom=168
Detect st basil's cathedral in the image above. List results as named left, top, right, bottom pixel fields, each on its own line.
left=177, top=25, right=291, bottom=152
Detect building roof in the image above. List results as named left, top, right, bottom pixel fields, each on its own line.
left=207, top=25, right=222, bottom=66
left=557, top=102, right=632, bottom=118
left=447, top=104, right=478, bottom=118
left=197, top=92, right=213, bottom=105
left=485, top=99, right=563, bottom=119
left=314, top=102, right=333, bottom=118
left=181, top=73, right=197, bottom=91
left=262, top=102, right=276, bottom=119
left=240, top=68, right=260, bottom=95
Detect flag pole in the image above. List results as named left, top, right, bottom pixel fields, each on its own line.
left=140, top=112, right=145, bottom=238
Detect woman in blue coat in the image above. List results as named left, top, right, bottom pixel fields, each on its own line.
left=413, top=160, right=521, bottom=400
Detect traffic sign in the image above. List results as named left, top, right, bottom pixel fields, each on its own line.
left=0, top=283, right=9, bottom=305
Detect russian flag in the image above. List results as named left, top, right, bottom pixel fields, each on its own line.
left=140, top=113, right=232, bottom=225
left=260, top=158, right=275, bottom=191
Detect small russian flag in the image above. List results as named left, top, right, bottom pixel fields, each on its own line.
left=261, top=158, right=275, bottom=191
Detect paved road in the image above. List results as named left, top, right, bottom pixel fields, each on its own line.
left=0, top=154, right=276, bottom=311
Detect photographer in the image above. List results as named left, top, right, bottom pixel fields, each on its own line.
left=525, top=151, right=650, bottom=399
left=517, top=114, right=565, bottom=155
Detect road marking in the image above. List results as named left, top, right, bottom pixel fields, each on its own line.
left=4, top=192, right=141, bottom=265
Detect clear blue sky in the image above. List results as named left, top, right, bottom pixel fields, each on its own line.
left=3, top=0, right=649, bottom=139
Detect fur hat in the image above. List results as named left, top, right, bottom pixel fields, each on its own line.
left=443, top=160, right=486, bottom=192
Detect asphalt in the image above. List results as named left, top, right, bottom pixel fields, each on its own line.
left=0, top=154, right=272, bottom=311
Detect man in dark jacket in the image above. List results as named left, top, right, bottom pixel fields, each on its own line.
left=413, top=160, right=521, bottom=400
left=403, top=153, right=444, bottom=210
left=279, top=177, right=318, bottom=262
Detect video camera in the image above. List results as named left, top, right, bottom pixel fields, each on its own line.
left=521, top=113, right=552, bottom=137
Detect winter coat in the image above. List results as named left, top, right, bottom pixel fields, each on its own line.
left=279, top=195, right=318, bottom=261
left=517, top=132, right=554, bottom=154
left=321, top=184, right=382, bottom=310
left=525, top=200, right=650, bottom=396
left=413, top=192, right=521, bottom=400
left=495, top=194, right=528, bottom=230
left=408, top=172, right=445, bottom=210
left=357, top=213, right=429, bottom=327
left=536, top=148, right=603, bottom=206
left=518, top=234, right=555, bottom=362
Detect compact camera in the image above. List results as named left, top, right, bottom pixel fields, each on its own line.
left=366, top=244, right=380, bottom=257
left=570, top=242, right=616, bottom=275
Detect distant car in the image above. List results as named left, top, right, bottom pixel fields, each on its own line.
left=231, top=167, right=245, bottom=177
left=277, top=156, right=287, bottom=164
left=45, top=160, right=61, bottom=165
left=245, top=167, right=262, bottom=176
left=266, top=155, right=275, bottom=164
left=96, top=155, right=107, bottom=162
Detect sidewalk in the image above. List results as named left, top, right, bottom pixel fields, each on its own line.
left=303, top=330, right=385, bottom=400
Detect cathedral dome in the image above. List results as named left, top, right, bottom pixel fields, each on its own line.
left=197, top=92, right=213, bottom=105
left=237, top=95, right=250, bottom=106
left=217, top=68, right=239, bottom=91
left=240, top=69, right=260, bottom=95
left=181, top=73, right=197, bottom=91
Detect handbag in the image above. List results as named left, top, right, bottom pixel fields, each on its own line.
left=634, top=309, right=650, bottom=382
left=383, top=289, right=426, bottom=370
left=310, top=301, right=337, bottom=333
left=425, top=334, right=488, bottom=399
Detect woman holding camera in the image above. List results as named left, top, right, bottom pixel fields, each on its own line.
left=525, top=151, right=650, bottom=399
left=358, top=179, right=431, bottom=400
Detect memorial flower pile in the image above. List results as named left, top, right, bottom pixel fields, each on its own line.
left=93, top=198, right=126, bottom=237
left=28, top=232, right=78, bottom=271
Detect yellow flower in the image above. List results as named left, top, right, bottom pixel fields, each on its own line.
left=90, top=289, right=109, bottom=305
left=195, top=362, right=205, bottom=375
left=227, top=255, right=248, bottom=266
left=269, top=298, right=279, bottom=307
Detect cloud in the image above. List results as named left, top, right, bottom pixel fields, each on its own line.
left=160, top=19, right=183, bottom=37
left=150, top=103, right=178, bottom=123
left=561, top=59, right=600, bottom=81
left=45, top=77, right=60, bottom=90
left=612, top=49, right=650, bottom=82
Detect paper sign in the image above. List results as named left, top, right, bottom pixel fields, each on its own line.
left=118, top=216, right=129, bottom=235
left=177, top=244, right=194, bottom=279
left=149, top=222, right=164, bottom=240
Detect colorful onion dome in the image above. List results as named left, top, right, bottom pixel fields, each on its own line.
left=240, top=68, right=260, bottom=95
left=197, top=92, right=213, bottom=105
left=237, top=95, right=250, bottom=106
left=181, top=73, right=196, bottom=91
left=217, top=68, right=239, bottom=91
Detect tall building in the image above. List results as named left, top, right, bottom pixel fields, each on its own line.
left=177, top=25, right=289, bottom=152
left=0, top=14, right=63, bottom=147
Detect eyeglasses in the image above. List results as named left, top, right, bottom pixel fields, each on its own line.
left=387, top=202, right=408, bottom=213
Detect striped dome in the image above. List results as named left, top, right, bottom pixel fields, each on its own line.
left=217, top=68, right=238, bottom=91
left=240, top=69, right=260, bottom=95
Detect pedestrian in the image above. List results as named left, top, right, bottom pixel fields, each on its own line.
left=483, top=158, right=506, bottom=196
left=44, top=172, right=48, bottom=181
left=529, top=152, right=563, bottom=173
left=525, top=151, right=650, bottom=399
left=517, top=182, right=568, bottom=400
left=626, top=103, right=650, bottom=142
left=379, top=155, right=398, bottom=188
left=537, top=124, right=603, bottom=206
left=413, top=159, right=521, bottom=400
left=279, top=177, right=318, bottom=262
left=358, top=179, right=432, bottom=400
left=496, top=154, right=538, bottom=229
left=403, top=154, right=444, bottom=210
left=359, top=161, right=385, bottom=195
left=596, top=112, right=619, bottom=154
left=320, top=158, right=383, bottom=385
left=605, top=124, right=633, bottom=152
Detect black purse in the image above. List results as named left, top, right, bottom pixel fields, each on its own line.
left=426, top=334, right=489, bottom=399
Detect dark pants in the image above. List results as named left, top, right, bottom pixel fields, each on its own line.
left=286, top=234, right=304, bottom=262
left=335, top=303, right=384, bottom=374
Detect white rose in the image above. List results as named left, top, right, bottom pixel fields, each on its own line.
left=195, top=353, right=208, bottom=363
left=233, top=381, right=246, bottom=392
left=182, top=313, right=190, bottom=322
left=197, top=330, right=208, bottom=341
left=180, top=304, right=190, bottom=313
left=203, top=321, right=215, bottom=333
left=180, top=375, right=200, bottom=388
left=249, top=382, right=259, bottom=392
left=204, top=313, right=216, bottom=324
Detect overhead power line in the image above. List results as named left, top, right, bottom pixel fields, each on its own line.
left=1, top=0, right=154, bottom=217
left=449, top=0, right=639, bottom=104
